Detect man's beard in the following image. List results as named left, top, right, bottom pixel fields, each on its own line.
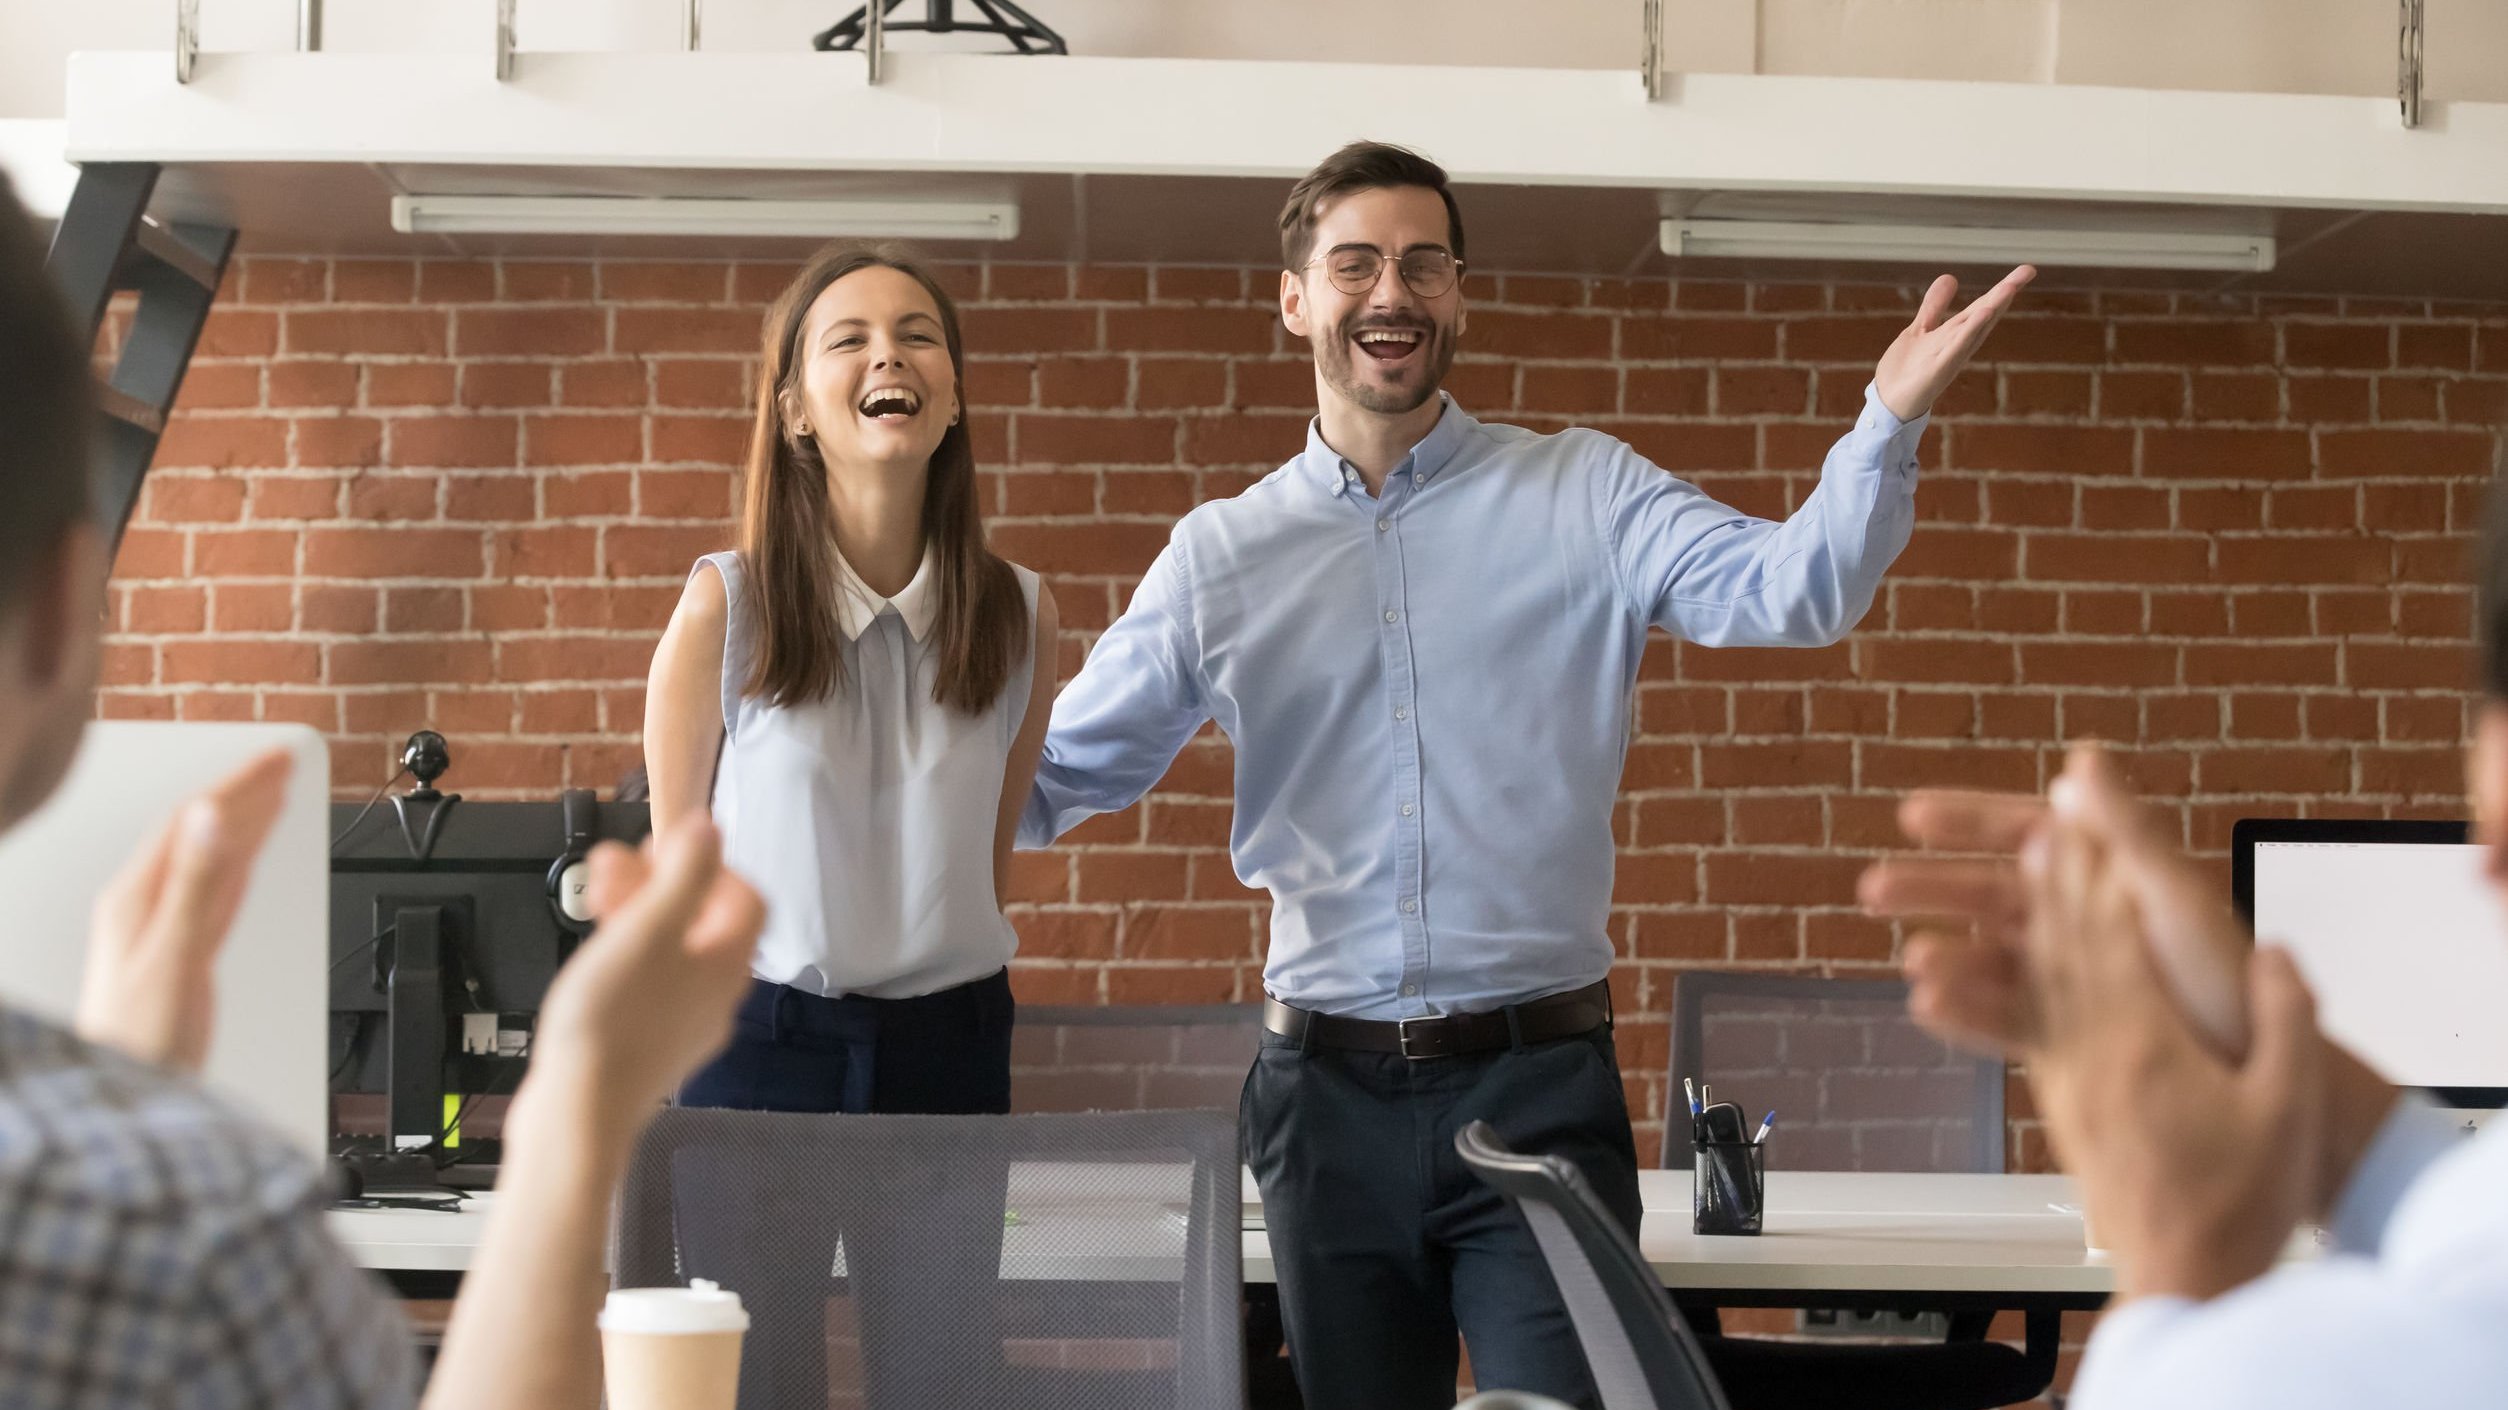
left=1317, top=317, right=1455, bottom=416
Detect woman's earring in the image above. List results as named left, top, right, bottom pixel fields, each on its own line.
left=795, top=421, right=811, bottom=437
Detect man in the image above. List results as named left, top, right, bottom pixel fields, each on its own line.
left=1863, top=718, right=2508, bottom=1392
left=0, top=174, right=765, bottom=1410
left=1020, top=140, right=2031, bottom=1407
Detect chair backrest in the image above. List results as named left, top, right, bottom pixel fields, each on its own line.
left=1455, top=1121, right=1731, bottom=1410
left=615, top=1107, right=1243, bottom=1410
left=1662, top=973, right=2004, bottom=1173
left=1011, top=1004, right=1264, bottom=1116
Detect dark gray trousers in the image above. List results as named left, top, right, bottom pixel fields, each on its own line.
left=1242, top=1025, right=1643, bottom=1410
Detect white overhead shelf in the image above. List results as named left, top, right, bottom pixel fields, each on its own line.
left=65, top=50, right=2508, bottom=210
left=42, top=48, right=2508, bottom=295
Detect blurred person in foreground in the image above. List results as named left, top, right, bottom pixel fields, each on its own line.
left=1860, top=502, right=2508, bottom=1406
left=0, top=171, right=763, bottom=1410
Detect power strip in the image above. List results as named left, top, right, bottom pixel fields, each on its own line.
left=1796, top=1308, right=1951, bottom=1340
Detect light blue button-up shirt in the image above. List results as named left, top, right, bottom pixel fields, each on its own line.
left=1019, top=386, right=1928, bottom=1018
left=2072, top=1098, right=2505, bottom=1410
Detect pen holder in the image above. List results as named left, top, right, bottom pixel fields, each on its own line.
left=1692, top=1139, right=1765, bottom=1236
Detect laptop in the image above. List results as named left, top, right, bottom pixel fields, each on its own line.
left=2233, top=818, right=2507, bottom=1130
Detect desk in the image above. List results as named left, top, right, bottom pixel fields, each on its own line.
left=1636, top=1170, right=2112, bottom=1320
left=333, top=1168, right=2119, bottom=1313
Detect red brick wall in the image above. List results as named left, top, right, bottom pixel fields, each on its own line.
left=101, top=258, right=2505, bottom=1163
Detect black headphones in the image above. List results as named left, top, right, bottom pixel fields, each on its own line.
left=547, top=788, right=599, bottom=934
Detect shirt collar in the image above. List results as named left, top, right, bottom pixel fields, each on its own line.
left=831, top=545, right=938, bottom=642
left=1307, top=395, right=1473, bottom=498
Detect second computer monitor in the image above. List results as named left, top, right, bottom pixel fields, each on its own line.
left=330, top=794, right=650, bottom=1165
left=2233, top=818, right=2508, bottom=1108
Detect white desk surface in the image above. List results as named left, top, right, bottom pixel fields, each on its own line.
left=333, top=1168, right=2132, bottom=1296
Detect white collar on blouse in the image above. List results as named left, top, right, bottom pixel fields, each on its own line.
left=831, top=545, right=938, bottom=642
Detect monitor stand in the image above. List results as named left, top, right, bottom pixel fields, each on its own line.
left=333, top=902, right=457, bottom=1197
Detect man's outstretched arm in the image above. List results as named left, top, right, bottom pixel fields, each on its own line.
left=1600, top=267, right=2033, bottom=648
left=1020, top=540, right=1213, bottom=848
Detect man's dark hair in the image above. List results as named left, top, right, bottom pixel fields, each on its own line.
left=0, top=175, right=97, bottom=622
left=1278, top=141, right=1466, bottom=273
left=2480, top=450, right=2508, bottom=700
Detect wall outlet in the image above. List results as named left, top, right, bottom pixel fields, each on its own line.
left=1797, top=1308, right=1950, bottom=1340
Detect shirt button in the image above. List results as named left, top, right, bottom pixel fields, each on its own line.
left=1401, top=803, right=1415, bottom=817
left=1376, top=519, right=1389, bottom=532
left=1383, top=610, right=1398, bottom=623
left=1402, top=899, right=1419, bottom=914
left=1401, top=983, right=1419, bottom=998
left=1393, top=706, right=1408, bottom=720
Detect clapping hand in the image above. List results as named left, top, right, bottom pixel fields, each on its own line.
left=78, top=747, right=295, bottom=1073
left=505, top=814, right=763, bottom=1163
left=1872, top=266, right=2036, bottom=422
left=2016, top=753, right=2323, bottom=1303
left=1859, top=745, right=2252, bottom=1062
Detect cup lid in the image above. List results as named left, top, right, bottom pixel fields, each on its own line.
left=599, top=1279, right=749, bottom=1334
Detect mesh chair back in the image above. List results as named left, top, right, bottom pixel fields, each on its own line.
left=1455, top=1121, right=1731, bottom=1410
left=1663, top=974, right=2003, bottom=1173
left=1011, top=1005, right=1264, bottom=1117
left=615, top=1107, right=1244, bottom=1410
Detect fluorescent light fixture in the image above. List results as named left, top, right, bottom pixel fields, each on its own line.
left=1661, top=218, right=2274, bottom=273
left=391, top=195, right=1019, bottom=241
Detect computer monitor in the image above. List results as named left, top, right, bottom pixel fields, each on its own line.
left=2232, top=818, right=2508, bottom=1109
left=330, top=790, right=648, bottom=1186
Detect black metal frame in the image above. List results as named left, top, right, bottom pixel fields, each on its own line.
left=42, top=161, right=237, bottom=552
left=814, top=0, right=1068, bottom=54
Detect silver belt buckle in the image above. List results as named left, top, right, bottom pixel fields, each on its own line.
left=1396, top=1015, right=1448, bottom=1061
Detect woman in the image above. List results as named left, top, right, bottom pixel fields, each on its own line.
left=644, top=243, right=1058, bottom=1119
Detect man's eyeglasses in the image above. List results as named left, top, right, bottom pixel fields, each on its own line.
left=1304, top=246, right=1464, bottom=299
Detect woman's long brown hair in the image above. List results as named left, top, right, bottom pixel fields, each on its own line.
left=739, top=243, right=1026, bottom=714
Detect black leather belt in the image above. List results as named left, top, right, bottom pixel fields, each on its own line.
left=1261, top=980, right=1613, bottom=1061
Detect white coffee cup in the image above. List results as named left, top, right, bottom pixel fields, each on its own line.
left=600, top=1280, right=748, bottom=1410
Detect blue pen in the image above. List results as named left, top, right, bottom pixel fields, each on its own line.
left=1685, top=1078, right=1701, bottom=1116
left=1752, top=1111, right=1776, bottom=1144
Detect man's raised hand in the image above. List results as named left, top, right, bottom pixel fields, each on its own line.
left=1873, top=265, right=2036, bottom=421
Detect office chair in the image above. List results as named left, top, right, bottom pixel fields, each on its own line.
left=1011, top=1004, right=1294, bottom=1407
left=1011, top=1003, right=1265, bottom=1120
left=1454, top=1120, right=1734, bottom=1410
left=615, top=1106, right=1244, bottom=1410
left=1461, top=1122, right=2065, bottom=1410
left=1663, top=972, right=2056, bottom=1410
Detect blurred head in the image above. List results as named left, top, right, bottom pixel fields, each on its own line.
left=1277, top=142, right=1468, bottom=421
left=0, top=176, right=107, bottom=833
left=740, top=243, right=1024, bottom=714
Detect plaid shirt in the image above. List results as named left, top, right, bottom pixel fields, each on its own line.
left=0, top=1005, right=415, bottom=1409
